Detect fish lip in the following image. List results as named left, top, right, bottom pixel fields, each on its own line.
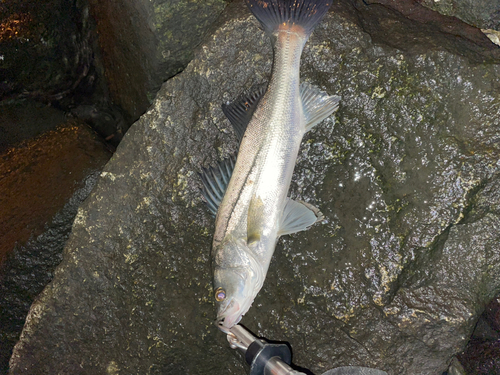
left=216, top=314, right=243, bottom=333
left=215, top=319, right=232, bottom=335
left=216, top=299, right=242, bottom=331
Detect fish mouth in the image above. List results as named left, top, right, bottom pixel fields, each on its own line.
left=216, top=299, right=242, bottom=331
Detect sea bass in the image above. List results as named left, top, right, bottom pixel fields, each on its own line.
left=200, top=0, right=340, bottom=331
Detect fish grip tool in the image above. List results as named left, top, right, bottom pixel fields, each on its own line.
left=224, top=325, right=390, bottom=375
left=227, top=325, right=306, bottom=375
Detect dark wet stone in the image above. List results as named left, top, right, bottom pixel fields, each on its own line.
left=0, top=100, right=66, bottom=151
left=0, top=0, right=119, bottom=142
left=445, top=357, right=466, bottom=375
left=0, top=0, right=95, bottom=102
left=70, top=103, right=127, bottom=147
left=418, top=0, right=500, bottom=30
left=9, top=1, right=500, bottom=374
left=0, top=120, right=112, bottom=263
left=457, top=296, right=500, bottom=373
left=459, top=339, right=500, bottom=374
left=349, top=0, right=500, bottom=63
left=0, top=120, right=112, bottom=372
left=86, top=0, right=228, bottom=122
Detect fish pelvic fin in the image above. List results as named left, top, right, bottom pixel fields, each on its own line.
left=222, top=85, right=267, bottom=144
left=247, top=196, right=265, bottom=245
left=300, top=81, right=340, bottom=132
left=245, top=0, right=332, bottom=37
left=278, top=198, right=323, bottom=236
left=199, top=155, right=236, bottom=216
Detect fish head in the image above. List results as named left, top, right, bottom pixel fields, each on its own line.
left=213, top=241, right=262, bottom=331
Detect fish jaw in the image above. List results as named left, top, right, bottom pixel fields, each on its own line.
left=216, top=298, right=243, bottom=330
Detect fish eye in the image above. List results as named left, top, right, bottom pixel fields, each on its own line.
left=215, top=287, right=226, bottom=302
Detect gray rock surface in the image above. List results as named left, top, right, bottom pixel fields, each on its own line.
left=0, top=172, right=103, bottom=374
left=86, top=0, right=228, bottom=121
left=0, top=100, right=66, bottom=151
left=419, top=0, right=500, bottom=30
left=357, top=0, right=499, bottom=60
left=0, top=0, right=93, bottom=101
left=9, top=1, right=500, bottom=374
left=0, top=120, right=112, bottom=373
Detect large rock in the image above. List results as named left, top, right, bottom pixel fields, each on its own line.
left=0, top=120, right=112, bottom=373
left=356, top=0, right=500, bottom=58
left=418, top=0, right=500, bottom=30
left=458, top=295, right=500, bottom=373
left=86, top=0, right=228, bottom=121
left=9, top=1, right=500, bottom=374
left=0, top=0, right=91, bottom=101
left=0, top=100, right=66, bottom=151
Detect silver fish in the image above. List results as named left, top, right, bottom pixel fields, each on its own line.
left=201, top=0, right=340, bottom=331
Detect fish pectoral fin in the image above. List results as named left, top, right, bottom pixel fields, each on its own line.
left=222, top=85, right=267, bottom=143
left=199, top=155, right=236, bottom=216
left=278, top=198, right=324, bottom=236
left=300, top=82, right=341, bottom=132
left=247, top=196, right=265, bottom=245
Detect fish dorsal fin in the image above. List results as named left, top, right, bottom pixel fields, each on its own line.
left=300, top=82, right=341, bottom=132
left=278, top=198, right=323, bottom=236
left=199, top=155, right=236, bottom=216
left=247, top=196, right=265, bottom=245
left=222, top=85, right=266, bottom=143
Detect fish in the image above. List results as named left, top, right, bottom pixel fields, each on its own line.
left=200, top=0, right=340, bottom=332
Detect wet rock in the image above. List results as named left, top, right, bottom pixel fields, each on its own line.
left=0, top=0, right=120, bottom=142
left=86, top=0, right=228, bottom=121
left=0, top=120, right=112, bottom=372
left=0, top=100, right=66, bottom=151
left=352, top=0, right=500, bottom=62
left=458, top=339, right=500, bottom=374
left=0, top=0, right=95, bottom=103
left=457, top=296, right=500, bottom=373
left=0, top=120, right=112, bottom=263
left=446, top=357, right=466, bottom=375
left=70, top=103, right=127, bottom=147
left=417, top=0, right=500, bottom=30
left=9, top=1, right=500, bottom=374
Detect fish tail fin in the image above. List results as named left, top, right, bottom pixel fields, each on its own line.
left=245, top=0, right=332, bottom=37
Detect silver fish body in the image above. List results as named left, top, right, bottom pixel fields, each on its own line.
left=206, top=0, right=340, bottom=330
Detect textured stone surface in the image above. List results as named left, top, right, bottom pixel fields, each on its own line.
left=457, top=295, right=500, bottom=373
left=356, top=0, right=500, bottom=61
left=0, top=120, right=112, bottom=263
left=87, top=0, right=228, bottom=121
left=0, top=120, right=111, bottom=372
left=9, top=1, right=500, bottom=374
left=0, top=0, right=92, bottom=101
left=0, top=0, right=122, bottom=145
left=418, top=0, right=500, bottom=30
left=0, top=100, right=66, bottom=151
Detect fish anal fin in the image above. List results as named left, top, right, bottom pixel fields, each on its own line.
left=300, top=82, right=340, bottom=132
left=278, top=198, right=323, bottom=236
